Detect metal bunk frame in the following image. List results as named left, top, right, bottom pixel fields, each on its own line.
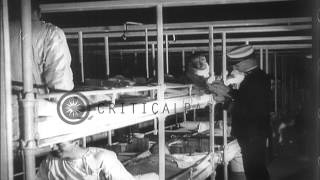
left=2, top=0, right=313, bottom=180
left=56, top=15, right=311, bottom=180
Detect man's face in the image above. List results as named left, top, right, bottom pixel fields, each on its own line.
left=232, top=60, right=247, bottom=72
left=52, top=141, right=76, bottom=158
left=31, top=10, right=41, bottom=21
left=191, top=56, right=207, bottom=70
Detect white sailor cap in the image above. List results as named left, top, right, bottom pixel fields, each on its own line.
left=227, top=45, right=254, bottom=59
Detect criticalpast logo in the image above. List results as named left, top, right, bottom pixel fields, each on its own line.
left=57, top=92, right=90, bottom=125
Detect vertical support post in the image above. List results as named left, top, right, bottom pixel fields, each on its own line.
left=209, top=102, right=216, bottom=180
left=183, top=111, right=187, bottom=122
left=157, top=5, right=164, bottom=95
left=282, top=58, right=287, bottom=110
left=193, top=109, right=197, bottom=121
left=156, top=4, right=165, bottom=180
left=152, top=43, right=156, bottom=77
left=78, top=31, right=84, bottom=82
left=260, top=48, right=263, bottom=70
left=274, top=53, right=278, bottom=115
left=260, top=48, right=264, bottom=70
left=222, top=33, right=227, bottom=81
left=165, top=34, right=169, bottom=74
left=157, top=4, right=165, bottom=179
left=209, top=26, right=214, bottom=77
left=120, top=51, right=123, bottom=72
left=266, top=49, right=269, bottom=74
left=182, top=50, right=185, bottom=72
left=1, top=0, right=13, bottom=179
left=209, top=25, right=215, bottom=180
left=145, top=29, right=149, bottom=78
left=222, top=32, right=228, bottom=180
left=104, top=36, right=110, bottom=78
left=21, top=1, right=36, bottom=180
left=108, top=131, right=112, bottom=146
left=312, top=3, right=320, bottom=179
left=134, top=52, right=138, bottom=67
left=153, top=118, right=158, bottom=135
left=82, top=137, right=86, bottom=148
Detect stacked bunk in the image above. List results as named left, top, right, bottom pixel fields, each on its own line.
left=11, top=1, right=312, bottom=180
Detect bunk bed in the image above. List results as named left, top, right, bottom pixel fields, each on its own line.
left=9, top=0, right=312, bottom=180
left=35, top=85, right=213, bottom=147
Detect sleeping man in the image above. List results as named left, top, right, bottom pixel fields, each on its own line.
left=36, top=139, right=159, bottom=180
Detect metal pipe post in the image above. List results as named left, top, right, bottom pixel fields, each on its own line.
left=274, top=53, right=278, bottom=115
left=222, top=33, right=227, bottom=81
left=145, top=29, right=149, bottom=78
left=209, top=25, right=216, bottom=180
left=182, top=50, right=185, bottom=72
left=193, top=109, right=197, bottom=121
left=104, top=36, right=110, bottom=78
left=260, top=48, right=264, bottom=70
left=209, top=102, right=216, bottom=180
left=120, top=51, right=123, bottom=71
left=209, top=26, right=214, bottom=75
left=152, top=43, right=156, bottom=77
left=156, top=4, right=165, bottom=180
left=78, top=31, right=84, bottom=82
left=82, top=137, right=86, bottom=148
left=21, top=0, right=36, bottom=180
left=108, top=131, right=112, bottom=146
left=153, top=118, right=158, bottom=135
left=222, top=32, right=228, bottom=180
left=266, top=49, right=269, bottom=74
left=1, top=0, right=13, bottom=178
left=165, top=34, right=169, bottom=74
left=312, top=4, right=320, bottom=179
left=134, top=52, right=138, bottom=67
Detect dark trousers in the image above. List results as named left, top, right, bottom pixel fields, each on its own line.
left=238, top=136, right=270, bottom=180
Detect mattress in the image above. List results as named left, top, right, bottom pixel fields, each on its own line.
left=125, top=152, right=217, bottom=180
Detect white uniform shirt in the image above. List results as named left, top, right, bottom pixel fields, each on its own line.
left=36, top=147, right=135, bottom=180
left=32, top=20, right=74, bottom=92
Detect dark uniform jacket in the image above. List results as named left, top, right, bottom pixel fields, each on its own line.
left=230, top=68, right=271, bottom=140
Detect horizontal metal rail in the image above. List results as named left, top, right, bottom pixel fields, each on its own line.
left=68, top=36, right=312, bottom=47
left=37, top=86, right=159, bottom=99
left=62, top=17, right=311, bottom=33
left=84, top=43, right=311, bottom=54
left=65, top=25, right=311, bottom=39
left=40, top=0, right=293, bottom=13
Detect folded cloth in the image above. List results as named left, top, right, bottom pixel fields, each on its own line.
left=134, top=173, right=159, bottom=180
left=172, top=154, right=207, bottom=169
left=224, top=140, right=242, bottom=162
left=179, top=121, right=210, bottom=133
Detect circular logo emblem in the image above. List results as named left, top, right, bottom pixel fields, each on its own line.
left=57, top=92, right=90, bottom=125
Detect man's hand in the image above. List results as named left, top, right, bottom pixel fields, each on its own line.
left=207, top=81, right=231, bottom=102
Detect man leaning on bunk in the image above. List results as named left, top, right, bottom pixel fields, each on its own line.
left=209, top=45, right=271, bottom=180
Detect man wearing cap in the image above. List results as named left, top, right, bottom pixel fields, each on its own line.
left=209, top=45, right=271, bottom=180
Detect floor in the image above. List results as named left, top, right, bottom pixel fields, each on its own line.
left=215, top=138, right=313, bottom=180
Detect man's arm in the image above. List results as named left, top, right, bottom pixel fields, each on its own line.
left=35, top=159, right=49, bottom=180
left=100, top=151, right=136, bottom=180
left=43, top=27, right=74, bottom=91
